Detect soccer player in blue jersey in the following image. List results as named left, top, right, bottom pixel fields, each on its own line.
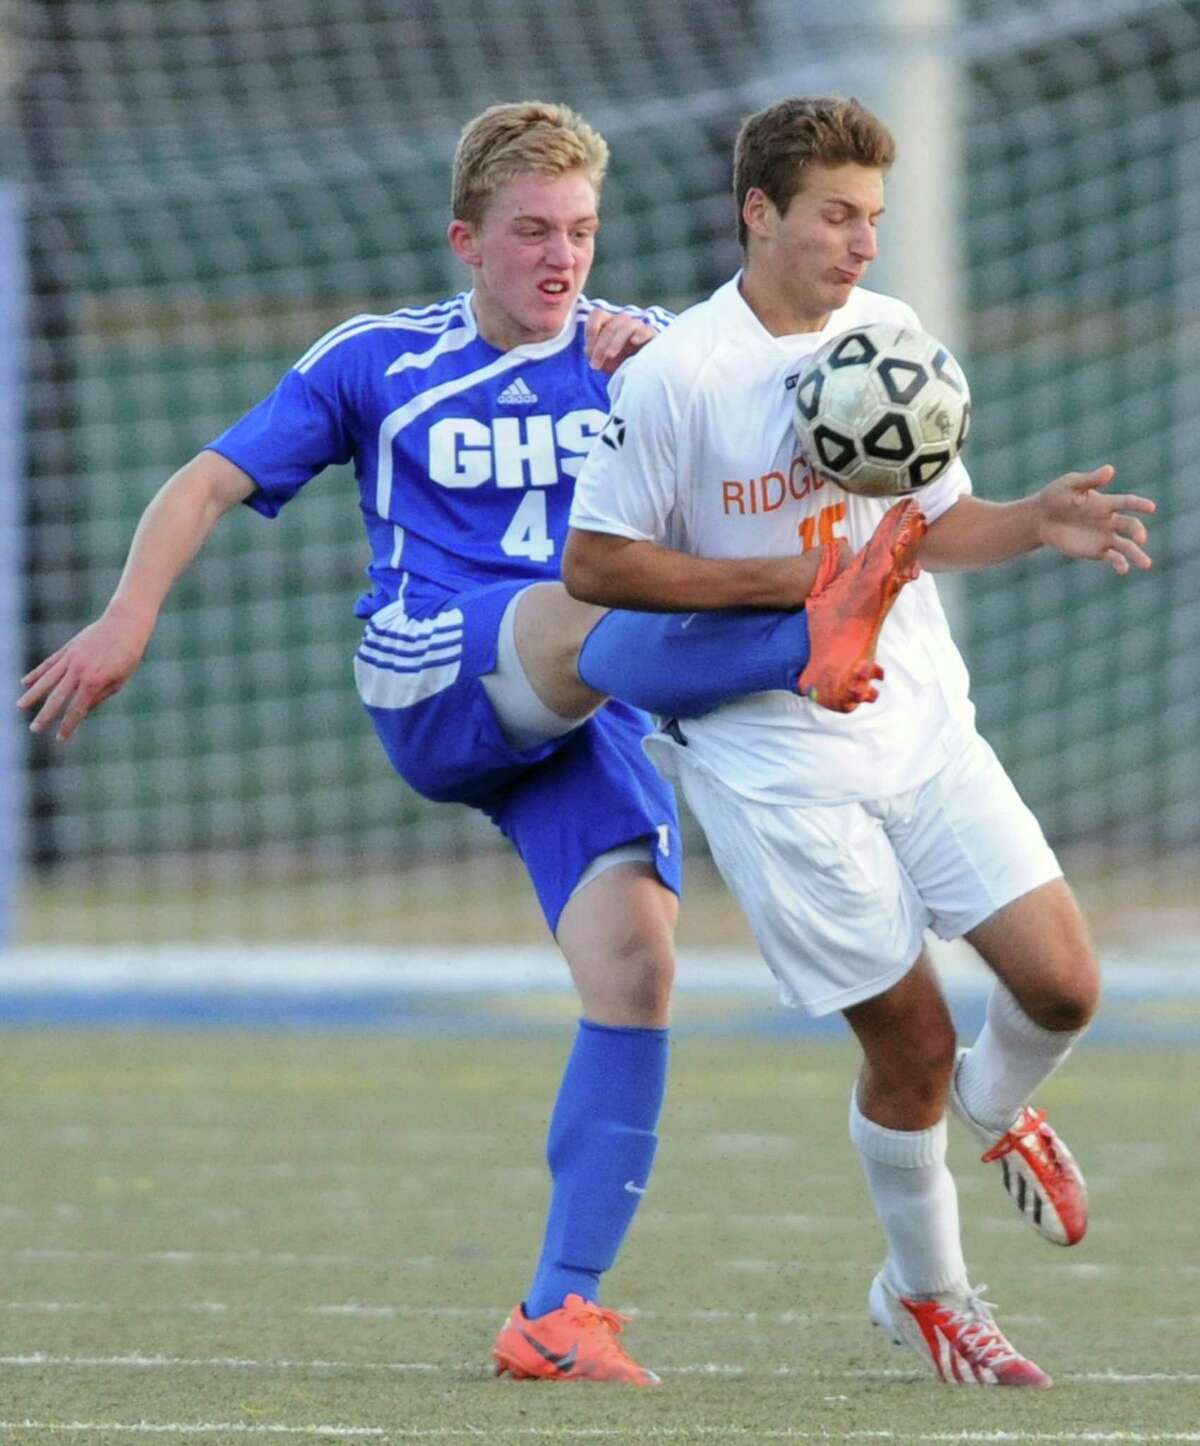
left=20, top=100, right=923, bottom=1384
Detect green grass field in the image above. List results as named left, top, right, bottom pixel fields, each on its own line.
left=0, top=1031, right=1196, bottom=1443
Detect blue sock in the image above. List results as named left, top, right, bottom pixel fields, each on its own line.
left=524, top=1019, right=669, bottom=1319
left=577, top=607, right=811, bottom=718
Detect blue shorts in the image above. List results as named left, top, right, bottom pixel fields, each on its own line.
left=354, top=580, right=683, bottom=933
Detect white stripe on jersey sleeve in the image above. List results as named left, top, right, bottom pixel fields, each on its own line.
left=384, top=323, right=476, bottom=377
left=582, top=297, right=675, bottom=331
left=295, top=297, right=467, bottom=375
left=293, top=305, right=458, bottom=371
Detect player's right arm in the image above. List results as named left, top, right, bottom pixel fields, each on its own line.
left=563, top=528, right=826, bottom=611
left=565, top=341, right=824, bottom=611
left=18, top=450, right=256, bottom=741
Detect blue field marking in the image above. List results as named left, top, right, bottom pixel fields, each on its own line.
left=1, top=945, right=1198, bottom=1040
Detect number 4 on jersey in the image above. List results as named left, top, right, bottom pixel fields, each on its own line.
left=501, top=490, right=554, bottom=563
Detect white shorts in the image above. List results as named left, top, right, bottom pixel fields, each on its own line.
left=663, top=731, right=1062, bottom=1017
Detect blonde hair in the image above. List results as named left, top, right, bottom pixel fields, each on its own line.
left=734, top=96, right=896, bottom=247
left=452, top=101, right=610, bottom=225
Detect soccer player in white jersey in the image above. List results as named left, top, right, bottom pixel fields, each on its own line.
left=564, top=96, right=1156, bottom=1387
left=18, top=99, right=927, bottom=1387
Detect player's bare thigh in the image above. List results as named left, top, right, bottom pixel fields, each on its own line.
left=513, top=581, right=608, bottom=719
left=965, top=878, right=1099, bottom=1033
left=556, top=860, right=678, bottom=1029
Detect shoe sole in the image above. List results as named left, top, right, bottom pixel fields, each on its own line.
left=798, top=500, right=927, bottom=713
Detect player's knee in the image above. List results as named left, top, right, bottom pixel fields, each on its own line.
left=570, top=924, right=676, bottom=1026
left=908, top=1028, right=958, bottom=1104
left=589, top=920, right=675, bottom=1022
left=1021, top=956, right=1100, bottom=1034
left=611, top=941, right=675, bottom=1020
left=862, top=1021, right=957, bottom=1114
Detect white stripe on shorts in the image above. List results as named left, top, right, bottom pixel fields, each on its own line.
left=354, top=600, right=464, bottom=710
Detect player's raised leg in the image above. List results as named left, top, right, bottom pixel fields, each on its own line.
left=575, top=499, right=927, bottom=720
left=492, top=577, right=815, bottom=730
left=484, top=577, right=816, bottom=743
left=951, top=879, right=1095, bottom=1246
left=844, top=955, right=1052, bottom=1386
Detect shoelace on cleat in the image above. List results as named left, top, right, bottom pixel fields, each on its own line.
left=937, top=1289, right=1020, bottom=1368
left=980, top=1108, right=1047, bottom=1164
left=560, top=1299, right=639, bottom=1367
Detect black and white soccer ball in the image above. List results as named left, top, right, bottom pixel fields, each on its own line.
left=793, top=323, right=971, bottom=497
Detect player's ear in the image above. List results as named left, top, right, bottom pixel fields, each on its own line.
left=448, top=218, right=483, bottom=268
left=742, top=187, right=775, bottom=243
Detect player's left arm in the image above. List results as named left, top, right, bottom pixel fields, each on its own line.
left=919, top=465, right=1155, bottom=575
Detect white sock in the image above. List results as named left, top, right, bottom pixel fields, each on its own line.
left=954, top=983, right=1084, bottom=1137
left=849, top=1090, right=969, bottom=1299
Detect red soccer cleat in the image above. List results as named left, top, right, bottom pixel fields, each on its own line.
left=951, top=1051, right=1089, bottom=1247
left=978, top=1106, right=1089, bottom=1247
left=797, top=498, right=926, bottom=713
left=869, top=1273, right=1052, bottom=1387
left=492, top=1293, right=661, bottom=1385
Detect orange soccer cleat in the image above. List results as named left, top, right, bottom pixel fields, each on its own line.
left=798, top=498, right=927, bottom=713
left=492, top=1293, right=661, bottom=1385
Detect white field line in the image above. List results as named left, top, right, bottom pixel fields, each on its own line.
left=6, top=1248, right=1197, bottom=1280
left=44, top=1126, right=528, bottom=1144
left=0, top=1206, right=855, bottom=1229
left=23, top=1109, right=1175, bottom=1154
left=0, top=1352, right=436, bottom=1371
left=5, top=1427, right=1200, bottom=1442
left=1, top=1301, right=873, bottom=1323
left=11, top=1298, right=1179, bottom=1328
left=12, top=1298, right=1200, bottom=1332
left=0, top=1354, right=1196, bottom=1385
left=717, top=1259, right=1200, bottom=1278
left=0, top=1248, right=439, bottom=1269
left=0, top=1300, right=1061, bottom=1327
left=0, top=1428, right=384, bottom=1439
left=342, top=1435, right=1200, bottom=1443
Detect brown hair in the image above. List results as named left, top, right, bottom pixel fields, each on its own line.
left=733, top=96, right=896, bottom=246
left=452, top=101, right=609, bottom=226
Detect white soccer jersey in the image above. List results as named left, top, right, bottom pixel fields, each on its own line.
left=570, top=276, right=978, bottom=804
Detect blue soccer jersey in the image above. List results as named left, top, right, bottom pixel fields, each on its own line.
left=208, top=289, right=683, bottom=931
left=208, top=292, right=672, bottom=617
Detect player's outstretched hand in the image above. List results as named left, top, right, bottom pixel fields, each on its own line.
left=585, top=309, right=658, bottom=374
left=1036, top=466, right=1155, bottom=574
left=18, top=610, right=152, bottom=742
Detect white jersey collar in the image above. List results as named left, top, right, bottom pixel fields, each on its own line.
left=717, top=271, right=853, bottom=355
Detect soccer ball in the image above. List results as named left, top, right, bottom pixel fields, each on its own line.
left=792, top=323, right=971, bottom=497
